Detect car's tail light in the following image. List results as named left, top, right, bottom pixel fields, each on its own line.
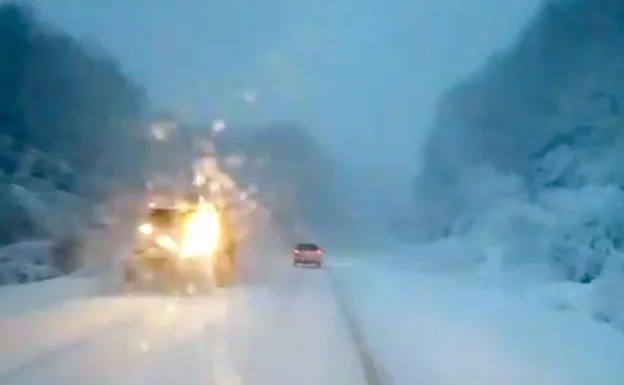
left=292, top=249, right=323, bottom=256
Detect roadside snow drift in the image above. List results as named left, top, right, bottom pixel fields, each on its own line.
left=0, top=277, right=99, bottom=317
left=333, top=258, right=624, bottom=385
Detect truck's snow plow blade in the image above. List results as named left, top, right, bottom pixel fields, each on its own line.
left=122, top=248, right=238, bottom=295
left=123, top=257, right=214, bottom=296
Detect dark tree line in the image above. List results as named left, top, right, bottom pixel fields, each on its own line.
left=0, top=2, right=149, bottom=198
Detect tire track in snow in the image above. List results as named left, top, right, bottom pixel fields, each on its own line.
left=326, top=268, right=390, bottom=385
left=0, top=297, right=182, bottom=383
left=0, top=313, right=145, bottom=383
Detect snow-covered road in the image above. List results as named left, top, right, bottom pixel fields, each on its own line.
left=0, top=268, right=369, bottom=385
left=3, top=252, right=624, bottom=385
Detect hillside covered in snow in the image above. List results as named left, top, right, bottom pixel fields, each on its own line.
left=0, top=3, right=149, bottom=285
left=412, top=0, right=624, bottom=328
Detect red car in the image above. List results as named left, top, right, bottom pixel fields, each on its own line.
left=292, top=243, right=324, bottom=268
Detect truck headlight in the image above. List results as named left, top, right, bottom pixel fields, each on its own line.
left=138, top=223, right=153, bottom=235
left=179, top=203, right=221, bottom=259
left=155, top=235, right=178, bottom=253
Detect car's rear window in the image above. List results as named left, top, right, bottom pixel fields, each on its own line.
left=296, top=243, right=320, bottom=251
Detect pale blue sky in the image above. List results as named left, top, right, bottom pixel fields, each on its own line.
left=32, top=0, right=543, bottom=172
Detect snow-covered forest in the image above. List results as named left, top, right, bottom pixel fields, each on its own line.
left=412, top=0, right=624, bottom=328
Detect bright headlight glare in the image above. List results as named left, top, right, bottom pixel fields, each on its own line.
left=138, top=223, right=153, bottom=235
left=179, top=203, right=221, bottom=258
left=155, top=235, right=178, bottom=252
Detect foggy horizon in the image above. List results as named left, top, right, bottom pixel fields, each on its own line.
left=31, top=0, right=542, bottom=172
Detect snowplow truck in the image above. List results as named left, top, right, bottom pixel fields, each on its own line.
left=123, top=201, right=237, bottom=294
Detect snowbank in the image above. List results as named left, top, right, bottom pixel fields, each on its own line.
left=410, top=0, right=624, bottom=334
left=0, top=241, right=60, bottom=285
left=0, top=276, right=98, bottom=317
left=0, top=181, right=106, bottom=286
left=409, top=161, right=624, bottom=329
left=10, top=183, right=92, bottom=239
left=333, top=259, right=624, bottom=385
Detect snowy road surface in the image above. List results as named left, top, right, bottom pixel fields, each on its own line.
left=0, top=268, right=369, bottom=385
left=4, top=253, right=624, bottom=385
left=333, top=257, right=624, bottom=385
